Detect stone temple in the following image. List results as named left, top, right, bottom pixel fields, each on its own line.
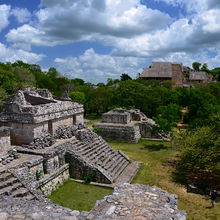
left=93, top=108, right=165, bottom=143
left=0, top=88, right=186, bottom=219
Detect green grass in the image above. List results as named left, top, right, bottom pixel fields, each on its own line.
left=85, top=115, right=101, bottom=127
left=48, top=139, right=220, bottom=219
left=48, top=180, right=113, bottom=211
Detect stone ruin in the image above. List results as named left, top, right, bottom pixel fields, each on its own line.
left=0, top=88, right=185, bottom=219
left=93, top=108, right=164, bottom=143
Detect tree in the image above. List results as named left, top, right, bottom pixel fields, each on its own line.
left=175, top=114, right=220, bottom=180
left=201, top=63, right=209, bottom=72
left=69, top=91, right=86, bottom=104
left=120, top=73, right=132, bottom=81
left=152, top=104, right=182, bottom=134
left=192, top=62, right=201, bottom=71
left=47, top=67, right=59, bottom=79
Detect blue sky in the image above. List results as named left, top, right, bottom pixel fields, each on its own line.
left=0, top=0, right=220, bottom=83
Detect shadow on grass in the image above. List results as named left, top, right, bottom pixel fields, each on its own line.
left=142, top=144, right=168, bottom=151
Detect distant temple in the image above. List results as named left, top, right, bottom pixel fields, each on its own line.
left=140, top=61, right=213, bottom=88
left=139, top=62, right=183, bottom=87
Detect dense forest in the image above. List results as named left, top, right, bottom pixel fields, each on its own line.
left=0, top=60, right=220, bottom=182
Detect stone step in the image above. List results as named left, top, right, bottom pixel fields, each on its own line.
left=71, top=140, right=85, bottom=150
left=0, top=177, right=18, bottom=189
left=113, top=161, right=142, bottom=185
left=0, top=182, right=23, bottom=196
left=0, top=172, right=13, bottom=182
left=90, top=147, right=113, bottom=164
left=111, top=159, right=129, bottom=180
left=92, top=147, right=115, bottom=166
left=100, top=151, right=119, bottom=169
left=22, top=193, right=36, bottom=200
left=76, top=139, right=101, bottom=154
left=11, top=187, right=30, bottom=197
left=104, top=153, right=122, bottom=171
left=84, top=143, right=108, bottom=159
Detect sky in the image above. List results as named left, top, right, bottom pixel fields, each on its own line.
left=0, top=0, right=220, bottom=83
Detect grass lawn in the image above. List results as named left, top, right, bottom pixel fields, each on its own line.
left=48, top=139, right=220, bottom=219
left=48, top=180, right=113, bottom=211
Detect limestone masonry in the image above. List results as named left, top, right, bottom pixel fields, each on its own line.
left=94, top=108, right=165, bottom=143
left=0, top=88, right=185, bottom=219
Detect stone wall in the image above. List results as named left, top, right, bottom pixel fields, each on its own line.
left=75, top=113, right=84, bottom=125
left=66, top=151, right=112, bottom=184
left=52, top=116, right=73, bottom=135
left=94, top=123, right=141, bottom=143
left=0, top=127, right=11, bottom=153
left=172, top=64, right=183, bottom=88
left=33, top=122, right=48, bottom=139
left=38, top=165, right=70, bottom=195
left=4, top=122, right=34, bottom=145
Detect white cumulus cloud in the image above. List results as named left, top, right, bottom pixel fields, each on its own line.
left=11, top=7, right=31, bottom=23
left=0, top=4, right=11, bottom=32
left=54, top=48, right=146, bottom=83
left=0, top=42, right=45, bottom=63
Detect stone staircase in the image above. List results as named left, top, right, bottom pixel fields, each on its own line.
left=0, top=170, right=35, bottom=200
left=67, top=129, right=131, bottom=184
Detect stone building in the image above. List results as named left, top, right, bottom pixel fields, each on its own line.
left=139, top=62, right=183, bottom=87
left=0, top=88, right=141, bottom=198
left=0, top=88, right=84, bottom=145
left=94, top=108, right=164, bottom=143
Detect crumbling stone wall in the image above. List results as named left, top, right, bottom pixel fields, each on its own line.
left=38, top=165, right=70, bottom=195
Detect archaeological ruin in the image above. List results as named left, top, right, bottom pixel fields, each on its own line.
left=93, top=108, right=165, bottom=143
left=0, top=88, right=186, bottom=219
left=139, top=62, right=183, bottom=88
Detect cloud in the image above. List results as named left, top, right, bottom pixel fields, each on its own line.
left=7, top=0, right=172, bottom=49
left=157, top=49, right=220, bottom=69
left=54, top=48, right=146, bottom=83
left=11, top=7, right=31, bottom=23
left=0, top=42, right=45, bottom=63
left=0, top=4, right=11, bottom=32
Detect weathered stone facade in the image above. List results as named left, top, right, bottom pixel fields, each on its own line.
left=0, top=88, right=84, bottom=145
left=94, top=109, right=164, bottom=143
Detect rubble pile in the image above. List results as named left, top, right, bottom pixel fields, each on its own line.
left=54, top=125, right=77, bottom=139
left=23, top=132, right=55, bottom=149
left=0, top=149, right=19, bottom=166
left=74, top=127, right=99, bottom=144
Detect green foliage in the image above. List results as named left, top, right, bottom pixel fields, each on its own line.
left=120, top=73, right=132, bottom=81
left=47, top=67, right=60, bottom=78
left=69, top=91, right=86, bottom=104
left=36, top=170, right=43, bottom=181
left=175, top=116, right=220, bottom=177
left=93, top=126, right=100, bottom=134
left=84, top=172, right=94, bottom=184
left=152, top=104, right=182, bottom=133
left=192, top=62, right=201, bottom=71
